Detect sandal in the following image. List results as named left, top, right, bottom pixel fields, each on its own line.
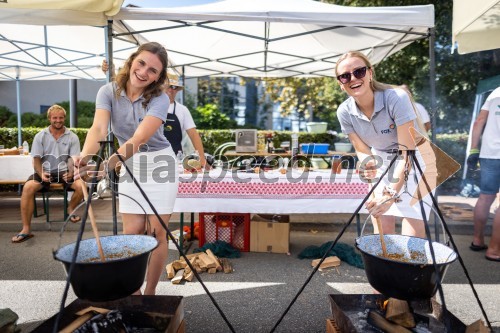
left=12, top=233, right=34, bottom=243
left=469, top=242, right=488, bottom=251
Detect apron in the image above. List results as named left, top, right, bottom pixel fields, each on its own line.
left=163, top=101, right=183, bottom=154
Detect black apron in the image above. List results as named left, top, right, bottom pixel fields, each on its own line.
left=164, top=101, right=183, bottom=154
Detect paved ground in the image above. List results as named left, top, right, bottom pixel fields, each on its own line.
left=0, top=192, right=498, bottom=332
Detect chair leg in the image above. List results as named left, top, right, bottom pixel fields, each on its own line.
left=63, top=188, right=69, bottom=221
left=45, top=193, right=51, bottom=224
left=33, top=193, right=47, bottom=218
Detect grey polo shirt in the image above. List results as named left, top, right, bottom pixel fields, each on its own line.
left=95, top=82, right=170, bottom=152
left=337, top=88, right=417, bottom=152
left=31, top=127, right=81, bottom=173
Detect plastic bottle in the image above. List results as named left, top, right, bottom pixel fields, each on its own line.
left=176, top=150, right=184, bottom=169
left=267, top=137, right=274, bottom=153
left=22, top=141, right=29, bottom=155
left=291, top=134, right=298, bottom=154
left=291, top=133, right=299, bottom=169
left=331, top=155, right=342, bottom=174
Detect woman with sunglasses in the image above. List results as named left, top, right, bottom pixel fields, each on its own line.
left=75, top=42, right=178, bottom=295
left=335, top=51, right=434, bottom=237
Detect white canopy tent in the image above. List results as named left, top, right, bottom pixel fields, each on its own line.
left=113, top=0, right=435, bottom=78
left=452, top=0, right=500, bottom=54
left=1, top=0, right=437, bottom=144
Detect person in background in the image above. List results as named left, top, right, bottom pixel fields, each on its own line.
left=163, top=73, right=207, bottom=167
left=12, top=105, right=84, bottom=243
left=467, top=86, right=500, bottom=262
left=335, top=51, right=436, bottom=238
left=76, top=42, right=177, bottom=294
left=400, top=84, right=431, bottom=132
left=102, top=60, right=207, bottom=168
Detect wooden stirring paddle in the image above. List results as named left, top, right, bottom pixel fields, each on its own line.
left=80, top=181, right=106, bottom=262
left=370, top=181, right=388, bottom=257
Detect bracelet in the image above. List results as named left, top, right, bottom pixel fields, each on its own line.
left=469, top=148, right=480, bottom=154
left=383, top=185, right=402, bottom=203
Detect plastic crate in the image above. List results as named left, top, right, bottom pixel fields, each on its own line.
left=301, top=143, right=330, bottom=154
left=199, top=213, right=250, bottom=251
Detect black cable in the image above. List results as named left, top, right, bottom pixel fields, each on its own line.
left=411, top=150, right=493, bottom=331
left=270, top=152, right=400, bottom=333
left=408, top=151, right=448, bottom=315
left=52, top=144, right=106, bottom=333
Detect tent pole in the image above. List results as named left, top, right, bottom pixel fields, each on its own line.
left=15, top=66, right=22, bottom=148
left=106, top=20, right=119, bottom=236
left=69, top=79, right=77, bottom=128
left=429, top=28, right=436, bottom=143
left=428, top=28, right=440, bottom=241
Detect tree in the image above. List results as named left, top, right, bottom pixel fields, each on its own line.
left=197, top=77, right=240, bottom=121
left=191, top=103, right=238, bottom=129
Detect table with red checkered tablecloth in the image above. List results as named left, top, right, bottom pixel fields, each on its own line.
left=174, top=169, right=369, bottom=214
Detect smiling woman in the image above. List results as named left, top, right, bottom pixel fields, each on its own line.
left=335, top=51, right=435, bottom=239
left=74, top=42, right=178, bottom=297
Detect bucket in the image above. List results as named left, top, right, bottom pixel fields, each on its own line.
left=306, top=122, right=327, bottom=133
left=54, top=234, right=158, bottom=302
left=356, top=234, right=457, bottom=300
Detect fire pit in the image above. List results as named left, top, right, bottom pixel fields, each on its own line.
left=32, top=295, right=184, bottom=333
left=328, top=294, right=466, bottom=332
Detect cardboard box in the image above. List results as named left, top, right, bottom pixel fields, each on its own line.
left=250, top=221, right=290, bottom=253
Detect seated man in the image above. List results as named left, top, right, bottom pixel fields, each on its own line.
left=12, top=104, right=84, bottom=243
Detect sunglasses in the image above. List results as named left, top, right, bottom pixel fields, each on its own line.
left=337, top=66, right=369, bottom=84
left=169, top=85, right=180, bottom=90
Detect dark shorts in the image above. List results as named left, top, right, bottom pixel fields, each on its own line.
left=479, top=158, right=500, bottom=195
left=27, top=172, right=74, bottom=192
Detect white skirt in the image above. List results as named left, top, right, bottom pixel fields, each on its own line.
left=372, top=146, right=436, bottom=220
left=118, top=146, right=178, bottom=214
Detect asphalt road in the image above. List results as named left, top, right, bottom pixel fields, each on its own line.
left=1, top=229, right=499, bottom=332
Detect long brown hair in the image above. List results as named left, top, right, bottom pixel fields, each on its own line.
left=115, top=42, right=168, bottom=109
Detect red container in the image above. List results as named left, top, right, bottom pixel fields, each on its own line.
left=199, top=213, right=250, bottom=251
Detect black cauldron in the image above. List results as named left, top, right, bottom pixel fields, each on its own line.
left=54, top=235, right=158, bottom=302
left=356, top=234, right=457, bottom=301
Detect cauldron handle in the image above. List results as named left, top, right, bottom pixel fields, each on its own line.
left=358, top=201, right=450, bottom=247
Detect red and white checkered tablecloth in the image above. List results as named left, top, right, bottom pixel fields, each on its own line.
left=174, top=169, right=370, bottom=214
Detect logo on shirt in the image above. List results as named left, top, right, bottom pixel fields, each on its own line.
left=380, top=123, right=395, bottom=134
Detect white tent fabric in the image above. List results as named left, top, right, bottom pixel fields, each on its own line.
left=452, top=0, right=500, bottom=54
left=0, top=0, right=434, bottom=80
left=0, top=0, right=130, bottom=81
left=113, top=0, right=434, bottom=77
left=0, top=0, right=122, bottom=25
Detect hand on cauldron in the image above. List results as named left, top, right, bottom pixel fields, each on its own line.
left=365, top=194, right=394, bottom=218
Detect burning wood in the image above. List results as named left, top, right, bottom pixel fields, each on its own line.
left=367, top=310, right=412, bottom=333
left=385, top=298, right=416, bottom=328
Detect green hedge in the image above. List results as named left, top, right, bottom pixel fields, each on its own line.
left=0, top=127, right=468, bottom=193
left=0, top=128, right=337, bottom=154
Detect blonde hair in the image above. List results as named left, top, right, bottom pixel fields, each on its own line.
left=115, top=42, right=169, bottom=109
left=335, top=51, right=428, bottom=138
left=46, top=104, right=66, bottom=119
